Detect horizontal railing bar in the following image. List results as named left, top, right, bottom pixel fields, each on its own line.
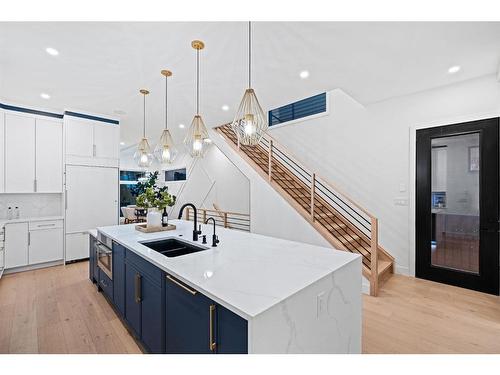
left=272, top=146, right=312, bottom=178
left=315, top=183, right=371, bottom=231
left=271, top=155, right=312, bottom=184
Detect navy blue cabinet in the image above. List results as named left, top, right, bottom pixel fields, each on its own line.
left=112, top=242, right=125, bottom=316
left=98, top=268, right=113, bottom=301
left=124, top=250, right=165, bottom=353
left=165, top=274, right=248, bottom=354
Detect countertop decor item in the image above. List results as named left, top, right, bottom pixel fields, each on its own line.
left=154, top=69, right=178, bottom=165
left=231, top=21, right=268, bottom=146
left=184, top=40, right=210, bottom=158
left=134, top=89, right=153, bottom=168
left=135, top=171, right=176, bottom=214
left=135, top=223, right=176, bottom=233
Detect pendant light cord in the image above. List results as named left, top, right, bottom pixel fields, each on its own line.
left=165, top=75, right=168, bottom=130
left=196, top=48, right=200, bottom=115
left=248, top=21, right=252, bottom=88
left=143, top=92, right=146, bottom=138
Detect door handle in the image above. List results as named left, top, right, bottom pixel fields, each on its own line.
left=166, top=274, right=197, bottom=295
left=135, top=273, right=142, bottom=303
left=209, top=304, right=216, bottom=352
left=65, top=191, right=68, bottom=210
left=28, top=232, right=31, bottom=246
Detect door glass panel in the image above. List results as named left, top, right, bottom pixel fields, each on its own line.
left=431, top=133, right=480, bottom=274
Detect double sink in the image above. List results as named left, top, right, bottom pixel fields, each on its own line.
left=141, top=238, right=209, bottom=258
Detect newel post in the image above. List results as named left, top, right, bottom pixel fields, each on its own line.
left=370, top=217, right=379, bottom=297
left=310, top=173, right=316, bottom=221
left=268, top=139, right=273, bottom=182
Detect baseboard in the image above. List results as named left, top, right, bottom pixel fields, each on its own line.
left=362, top=276, right=370, bottom=295
left=4, top=259, right=64, bottom=275
left=394, top=264, right=410, bottom=276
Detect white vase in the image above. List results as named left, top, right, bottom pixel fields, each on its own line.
left=147, top=208, right=162, bottom=228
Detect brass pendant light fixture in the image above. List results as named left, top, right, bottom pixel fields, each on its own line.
left=184, top=40, right=210, bottom=158
left=134, top=89, right=153, bottom=168
left=154, top=69, right=178, bottom=165
left=231, top=21, right=268, bottom=146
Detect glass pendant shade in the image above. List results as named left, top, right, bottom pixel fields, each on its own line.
left=231, top=88, right=267, bottom=146
left=232, top=22, right=268, bottom=146
left=135, top=88, right=152, bottom=168
left=154, top=128, right=178, bottom=164
left=184, top=40, right=210, bottom=158
left=184, top=114, right=209, bottom=158
left=134, top=137, right=153, bottom=168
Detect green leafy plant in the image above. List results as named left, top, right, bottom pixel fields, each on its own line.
left=135, top=172, right=176, bottom=210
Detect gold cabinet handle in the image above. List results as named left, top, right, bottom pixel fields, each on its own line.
left=166, top=275, right=197, bottom=295
left=209, top=304, right=216, bottom=352
left=135, top=273, right=142, bottom=303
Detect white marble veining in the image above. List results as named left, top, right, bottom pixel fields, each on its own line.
left=97, top=220, right=360, bottom=320
left=0, top=194, right=62, bottom=220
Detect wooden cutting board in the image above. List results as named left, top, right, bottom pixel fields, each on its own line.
left=135, top=223, right=176, bottom=233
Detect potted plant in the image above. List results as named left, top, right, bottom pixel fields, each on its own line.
left=135, top=172, right=176, bottom=227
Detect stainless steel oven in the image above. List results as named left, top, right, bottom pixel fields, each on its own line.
left=96, top=232, right=113, bottom=280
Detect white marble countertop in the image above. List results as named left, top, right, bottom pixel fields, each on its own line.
left=0, top=215, right=64, bottom=226
left=97, top=220, right=360, bottom=320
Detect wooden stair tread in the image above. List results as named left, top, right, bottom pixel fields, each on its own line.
left=377, top=260, right=392, bottom=276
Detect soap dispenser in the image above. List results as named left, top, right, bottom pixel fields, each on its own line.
left=14, top=206, right=20, bottom=219
left=7, top=207, right=12, bottom=220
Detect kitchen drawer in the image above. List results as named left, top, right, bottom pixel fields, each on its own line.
left=98, top=268, right=113, bottom=301
left=125, top=249, right=163, bottom=286
left=29, top=220, right=63, bottom=231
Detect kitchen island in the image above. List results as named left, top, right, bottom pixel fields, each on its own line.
left=92, top=220, right=361, bottom=354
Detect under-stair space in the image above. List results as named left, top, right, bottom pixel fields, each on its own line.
left=216, top=123, right=394, bottom=296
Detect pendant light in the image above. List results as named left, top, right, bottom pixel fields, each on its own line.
left=184, top=40, right=210, bottom=158
left=154, top=69, right=178, bottom=165
left=231, top=21, right=268, bottom=146
left=134, top=89, right=153, bottom=168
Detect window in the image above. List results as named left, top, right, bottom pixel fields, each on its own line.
left=119, top=170, right=146, bottom=215
left=268, top=92, right=326, bottom=127
left=165, top=168, right=187, bottom=182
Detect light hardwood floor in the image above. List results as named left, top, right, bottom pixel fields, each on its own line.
left=1, top=261, right=499, bottom=354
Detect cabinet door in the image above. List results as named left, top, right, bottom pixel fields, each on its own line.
left=165, top=274, right=214, bottom=354
left=0, top=112, right=4, bottom=193
left=65, top=232, right=89, bottom=262
left=65, top=117, right=94, bottom=158
left=216, top=304, right=248, bottom=354
left=112, top=242, right=125, bottom=316
left=94, top=123, right=119, bottom=160
left=141, top=275, right=164, bottom=353
left=4, top=222, right=29, bottom=268
left=125, top=262, right=142, bottom=338
left=5, top=114, right=35, bottom=192
left=35, top=118, right=63, bottom=192
left=29, top=227, right=64, bottom=265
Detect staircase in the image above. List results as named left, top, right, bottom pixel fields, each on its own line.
left=215, top=123, right=394, bottom=296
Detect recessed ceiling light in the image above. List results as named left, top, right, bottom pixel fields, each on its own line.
left=448, top=65, right=461, bottom=74
left=120, top=142, right=125, bottom=146
left=45, top=47, right=59, bottom=56
left=40, top=92, right=51, bottom=99
left=179, top=123, right=185, bottom=129
left=204, top=138, right=212, bottom=143
left=299, top=70, right=310, bottom=79
left=221, top=105, right=229, bottom=111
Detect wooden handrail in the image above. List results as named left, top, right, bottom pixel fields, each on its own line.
left=370, top=217, right=379, bottom=296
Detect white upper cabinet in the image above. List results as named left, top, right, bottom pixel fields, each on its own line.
left=36, top=118, right=63, bottom=192
left=5, top=113, right=36, bottom=193
left=0, top=111, right=4, bottom=193
left=3, top=112, right=63, bottom=193
left=94, top=122, right=120, bottom=159
left=65, top=117, right=94, bottom=158
left=64, top=115, right=120, bottom=167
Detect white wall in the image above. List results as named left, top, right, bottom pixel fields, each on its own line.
left=267, top=74, right=500, bottom=275
left=120, top=141, right=250, bottom=218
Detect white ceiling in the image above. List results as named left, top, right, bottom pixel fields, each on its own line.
left=1, top=22, right=499, bottom=149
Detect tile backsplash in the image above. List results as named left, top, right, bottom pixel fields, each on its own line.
left=0, top=194, right=63, bottom=219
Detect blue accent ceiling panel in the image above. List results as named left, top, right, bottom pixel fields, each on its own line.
left=269, top=92, right=326, bottom=126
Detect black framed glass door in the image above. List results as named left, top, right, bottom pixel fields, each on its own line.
left=416, top=117, right=499, bottom=295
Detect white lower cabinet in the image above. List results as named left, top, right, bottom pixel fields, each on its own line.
left=4, top=222, right=29, bottom=268
left=4, top=220, right=64, bottom=269
left=65, top=232, right=89, bottom=262
left=29, top=220, right=64, bottom=264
